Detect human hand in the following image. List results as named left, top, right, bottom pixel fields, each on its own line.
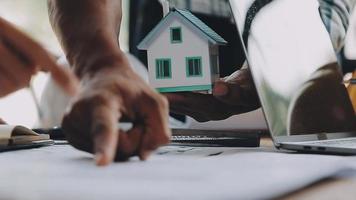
left=165, top=68, right=260, bottom=122
left=0, top=17, right=78, bottom=97
left=62, top=56, right=171, bottom=166
left=0, top=118, right=6, bottom=124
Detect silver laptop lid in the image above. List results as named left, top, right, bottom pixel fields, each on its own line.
left=229, top=0, right=356, bottom=144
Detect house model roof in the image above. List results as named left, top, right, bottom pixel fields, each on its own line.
left=137, top=8, right=228, bottom=50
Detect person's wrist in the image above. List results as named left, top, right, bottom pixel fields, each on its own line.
left=64, top=31, right=129, bottom=78
left=79, top=52, right=140, bottom=88
left=77, top=50, right=132, bottom=78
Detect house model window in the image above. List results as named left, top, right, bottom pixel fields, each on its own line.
left=170, top=27, right=182, bottom=43
left=156, top=59, right=171, bottom=79
left=137, top=8, right=227, bottom=93
left=186, top=57, right=202, bottom=77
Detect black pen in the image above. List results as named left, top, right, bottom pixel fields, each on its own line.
left=32, top=123, right=132, bottom=141
left=32, top=127, right=66, bottom=140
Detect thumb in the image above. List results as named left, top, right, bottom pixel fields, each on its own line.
left=33, top=51, right=79, bottom=97
left=213, top=81, right=246, bottom=106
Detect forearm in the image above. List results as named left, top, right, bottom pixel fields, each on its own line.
left=318, top=0, right=356, bottom=53
left=48, top=0, right=126, bottom=78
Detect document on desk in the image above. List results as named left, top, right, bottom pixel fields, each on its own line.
left=0, top=145, right=355, bottom=200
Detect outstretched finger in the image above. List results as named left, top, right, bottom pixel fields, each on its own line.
left=0, top=17, right=79, bottom=96
left=0, top=43, right=34, bottom=88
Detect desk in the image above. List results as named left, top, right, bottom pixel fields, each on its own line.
left=0, top=137, right=356, bottom=200
left=258, top=137, right=356, bottom=200
left=282, top=179, right=356, bottom=199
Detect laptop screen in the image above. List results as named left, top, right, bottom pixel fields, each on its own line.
left=229, top=0, right=355, bottom=140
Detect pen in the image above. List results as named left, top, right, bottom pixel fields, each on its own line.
left=32, top=127, right=66, bottom=140
left=32, top=122, right=134, bottom=141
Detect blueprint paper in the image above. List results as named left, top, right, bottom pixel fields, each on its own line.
left=0, top=145, right=354, bottom=200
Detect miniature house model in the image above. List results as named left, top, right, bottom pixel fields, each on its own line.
left=138, top=8, right=227, bottom=93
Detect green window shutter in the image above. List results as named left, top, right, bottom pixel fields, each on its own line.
left=186, top=57, right=203, bottom=77
left=156, top=58, right=172, bottom=79
left=170, top=27, right=182, bottom=43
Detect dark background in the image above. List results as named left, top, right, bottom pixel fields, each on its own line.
left=128, top=0, right=355, bottom=74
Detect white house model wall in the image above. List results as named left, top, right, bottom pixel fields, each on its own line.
left=138, top=8, right=227, bottom=93
left=147, top=18, right=212, bottom=91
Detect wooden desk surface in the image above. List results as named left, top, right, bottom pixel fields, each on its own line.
left=260, top=137, right=356, bottom=200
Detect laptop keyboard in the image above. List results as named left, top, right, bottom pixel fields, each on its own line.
left=303, top=138, right=356, bottom=148
left=170, top=135, right=260, bottom=147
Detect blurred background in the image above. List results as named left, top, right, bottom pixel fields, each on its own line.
left=0, top=0, right=354, bottom=128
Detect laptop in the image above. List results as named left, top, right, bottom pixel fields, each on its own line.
left=229, top=0, right=356, bottom=154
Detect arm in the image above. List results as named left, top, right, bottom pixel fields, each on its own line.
left=48, top=0, right=171, bottom=166
left=48, top=0, right=123, bottom=77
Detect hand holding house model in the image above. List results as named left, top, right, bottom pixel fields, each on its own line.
left=138, top=8, right=228, bottom=93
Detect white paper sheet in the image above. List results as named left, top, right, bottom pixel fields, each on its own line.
left=0, top=145, right=355, bottom=200
left=0, top=125, right=15, bottom=139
